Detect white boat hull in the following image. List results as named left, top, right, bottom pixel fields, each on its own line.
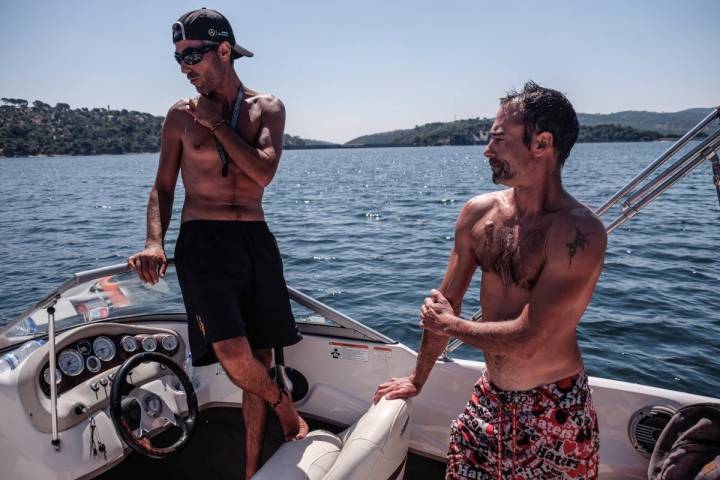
left=2, top=319, right=716, bottom=479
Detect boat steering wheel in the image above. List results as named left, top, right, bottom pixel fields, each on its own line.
left=109, top=352, right=198, bottom=459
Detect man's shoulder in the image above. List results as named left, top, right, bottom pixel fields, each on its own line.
left=547, top=203, right=607, bottom=258
left=165, top=99, right=194, bottom=125
left=553, top=203, right=604, bottom=235
left=248, top=92, right=285, bottom=116
left=464, top=190, right=506, bottom=213
left=462, top=190, right=507, bottom=217
left=457, top=190, right=506, bottom=229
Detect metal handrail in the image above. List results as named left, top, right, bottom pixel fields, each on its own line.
left=443, top=107, right=720, bottom=358
left=624, top=130, right=720, bottom=207
left=287, top=286, right=394, bottom=343
left=595, top=107, right=720, bottom=215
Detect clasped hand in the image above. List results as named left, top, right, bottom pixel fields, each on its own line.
left=183, top=95, right=224, bottom=129
left=419, top=289, right=456, bottom=335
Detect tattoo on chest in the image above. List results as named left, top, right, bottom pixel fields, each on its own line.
left=566, top=228, right=590, bottom=267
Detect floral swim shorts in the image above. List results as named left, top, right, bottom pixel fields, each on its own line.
left=446, top=369, right=599, bottom=480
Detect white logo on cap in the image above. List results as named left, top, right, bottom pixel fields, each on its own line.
left=208, top=29, right=216, bottom=36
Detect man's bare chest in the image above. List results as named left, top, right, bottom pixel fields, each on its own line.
left=471, top=218, right=549, bottom=290
left=186, top=110, right=261, bottom=150
left=180, top=111, right=260, bottom=172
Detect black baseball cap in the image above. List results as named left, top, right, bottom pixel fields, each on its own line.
left=172, top=8, right=254, bottom=59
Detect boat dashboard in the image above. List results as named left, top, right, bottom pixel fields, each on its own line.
left=38, top=331, right=180, bottom=398
left=17, top=322, right=186, bottom=434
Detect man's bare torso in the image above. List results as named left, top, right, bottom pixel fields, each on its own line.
left=469, top=189, right=594, bottom=390
left=170, top=88, right=272, bottom=222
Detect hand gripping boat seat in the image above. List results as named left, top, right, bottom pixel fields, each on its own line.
left=253, top=397, right=411, bottom=480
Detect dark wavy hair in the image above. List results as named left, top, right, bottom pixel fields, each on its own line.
left=500, top=81, right=579, bottom=167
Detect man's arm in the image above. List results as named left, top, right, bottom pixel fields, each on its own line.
left=421, top=212, right=607, bottom=358
left=188, top=94, right=285, bottom=187
left=128, top=106, right=183, bottom=284
left=373, top=196, right=487, bottom=403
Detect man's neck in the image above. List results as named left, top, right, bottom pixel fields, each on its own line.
left=511, top=170, right=565, bottom=217
left=209, top=71, right=243, bottom=112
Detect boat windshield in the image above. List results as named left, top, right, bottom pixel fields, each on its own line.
left=0, top=266, right=186, bottom=349
left=0, top=262, right=389, bottom=350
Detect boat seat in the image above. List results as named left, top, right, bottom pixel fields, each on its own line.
left=253, top=397, right=410, bottom=480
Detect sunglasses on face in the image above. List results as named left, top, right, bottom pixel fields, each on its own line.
left=174, top=43, right=220, bottom=65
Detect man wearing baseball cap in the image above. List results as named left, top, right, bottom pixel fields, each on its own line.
left=128, top=8, right=307, bottom=477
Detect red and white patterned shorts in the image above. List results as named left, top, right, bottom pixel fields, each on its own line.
left=446, top=369, right=599, bottom=480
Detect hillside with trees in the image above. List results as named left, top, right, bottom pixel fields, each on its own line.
left=577, top=108, right=714, bottom=135
left=0, top=98, right=162, bottom=157
left=347, top=118, right=494, bottom=147
left=346, top=118, right=670, bottom=147
left=0, top=98, right=335, bottom=157
left=2, top=98, right=710, bottom=156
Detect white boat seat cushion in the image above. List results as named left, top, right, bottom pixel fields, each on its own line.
left=253, top=397, right=411, bottom=480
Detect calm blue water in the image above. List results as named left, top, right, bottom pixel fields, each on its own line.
left=1, top=144, right=718, bottom=397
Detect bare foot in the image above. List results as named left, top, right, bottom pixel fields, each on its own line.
left=273, top=391, right=309, bottom=441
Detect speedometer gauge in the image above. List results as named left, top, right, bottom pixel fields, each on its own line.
left=141, top=336, right=157, bottom=352
left=92, top=336, right=116, bottom=361
left=43, top=367, right=62, bottom=385
left=77, top=340, right=92, bottom=356
left=160, top=334, right=178, bottom=351
left=121, top=335, right=137, bottom=353
left=86, top=356, right=102, bottom=373
left=58, top=350, right=84, bottom=376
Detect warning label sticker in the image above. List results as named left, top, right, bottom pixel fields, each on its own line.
left=373, top=346, right=393, bottom=359
left=328, top=341, right=369, bottom=362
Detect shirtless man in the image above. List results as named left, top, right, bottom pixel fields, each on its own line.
left=375, top=82, right=606, bottom=479
left=128, top=8, right=307, bottom=479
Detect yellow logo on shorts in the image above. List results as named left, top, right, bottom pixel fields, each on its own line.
left=195, top=314, right=206, bottom=337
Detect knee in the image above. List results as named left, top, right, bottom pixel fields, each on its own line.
left=212, top=338, right=255, bottom=374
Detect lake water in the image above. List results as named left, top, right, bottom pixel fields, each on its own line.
left=1, top=143, right=718, bottom=397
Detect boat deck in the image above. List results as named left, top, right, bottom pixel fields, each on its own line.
left=97, top=406, right=446, bottom=479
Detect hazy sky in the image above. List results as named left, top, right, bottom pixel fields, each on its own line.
left=2, top=0, right=718, bottom=143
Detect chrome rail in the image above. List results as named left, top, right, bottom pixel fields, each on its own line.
left=287, top=286, right=394, bottom=343
left=47, top=302, right=60, bottom=451
left=443, top=107, right=720, bottom=358
left=605, top=126, right=720, bottom=233
left=595, top=107, right=720, bottom=215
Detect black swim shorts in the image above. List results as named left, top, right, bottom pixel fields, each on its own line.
left=174, top=220, right=302, bottom=366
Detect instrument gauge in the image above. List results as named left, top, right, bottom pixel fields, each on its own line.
left=93, top=336, right=116, bottom=361
left=141, top=336, right=157, bottom=352
left=86, top=355, right=102, bottom=373
left=58, top=350, right=84, bottom=376
left=121, top=335, right=138, bottom=353
left=77, top=340, right=92, bottom=356
left=43, top=367, right=62, bottom=385
left=160, top=334, right=178, bottom=351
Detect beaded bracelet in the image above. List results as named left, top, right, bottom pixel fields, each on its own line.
left=210, top=119, right=228, bottom=136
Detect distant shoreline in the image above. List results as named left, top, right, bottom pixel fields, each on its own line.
left=0, top=139, right=690, bottom=159
left=2, top=99, right=705, bottom=157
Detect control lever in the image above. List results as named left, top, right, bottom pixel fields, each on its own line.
left=272, top=347, right=293, bottom=394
